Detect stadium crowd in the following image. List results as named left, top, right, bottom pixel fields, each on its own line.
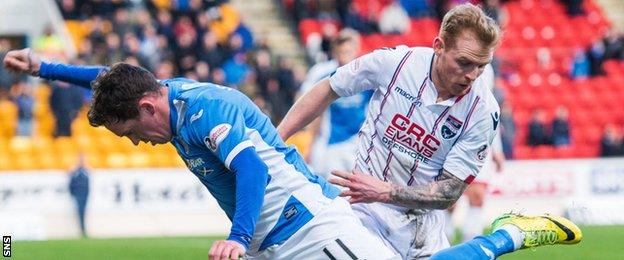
left=2, top=0, right=624, bottom=160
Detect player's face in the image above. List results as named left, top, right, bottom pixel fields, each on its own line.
left=106, top=105, right=172, bottom=146
left=434, top=30, right=493, bottom=96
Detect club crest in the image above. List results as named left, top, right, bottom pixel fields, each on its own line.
left=440, top=115, right=463, bottom=139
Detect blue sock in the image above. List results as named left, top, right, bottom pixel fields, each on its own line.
left=431, top=230, right=516, bottom=260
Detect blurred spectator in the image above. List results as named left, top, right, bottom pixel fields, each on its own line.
left=68, top=155, right=90, bottom=238
left=11, top=81, right=34, bottom=137
left=571, top=47, right=590, bottom=80
left=587, top=40, right=606, bottom=76
left=207, top=4, right=241, bottom=43
left=500, top=103, right=515, bottom=158
left=551, top=106, right=571, bottom=147
left=400, top=0, right=433, bottom=18
left=210, top=67, right=227, bottom=85
left=265, top=78, right=290, bottom=125
left=600, top=124, right=622, bottom=157
left=195, top=61, right=211, bottom=82
left=0, top=39, right=21, bottom=93
left=199, top=32, right=225, bottom=69
left=603, top=29, right=624, bottom=60
left=253, top=49, right=274, bottom=99
left=59, top=0, right=82, bottom=20
left=112, top=8, right=132, bottom=37
left=527, top=109, right=550, bottom=146
left=49, top=81, right=84, bottom=137
left=222, top=53, right=250, bottom=86
left=559, top=0, right=585, bottom=17
left=104, top=33, right=124, bottom=64
left=34, top=25, right=65, bottom=61
left=319, top=23, right=339, bottom=62
left=155, top=60, right=176, bottom=79
left=276, top=57, right=298, bottom=108
left=343, top=4, right=379, bottom=34
left=482, top=0, right=505, bottom=25
left=379, top=2, right=410, bottom=34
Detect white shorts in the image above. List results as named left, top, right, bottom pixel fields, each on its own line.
left=310, top=137, right=358, bottom=179
left=246, top=198, right=399, bottom=260
left=352, top=202, right=450, bottom=259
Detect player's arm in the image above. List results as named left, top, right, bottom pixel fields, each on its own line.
left=209, top=146, right=268, bottom=259
left=330, top=169, right=467, bottom=210
left=3, top=48, right=106, bottom=88
left=194, top=98, right=268, bottom=258
left=278, top=47, right=393, bottom=140
left=277, top=78, right=339, bottom=141
left=388, top=170, right=468, bottom=209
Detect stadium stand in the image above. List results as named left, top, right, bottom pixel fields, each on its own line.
left=1, top=0, right=623, bottom=171
left=285, top=0, right=624, bottom=160
left=0, top=0, right=305, bottom=170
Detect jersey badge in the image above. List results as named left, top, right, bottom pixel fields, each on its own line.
left=204, top=123, right=232, bottom=152
left=440, top=115, right=463, bottom=139
left=477, top=145, right=488, bottom=161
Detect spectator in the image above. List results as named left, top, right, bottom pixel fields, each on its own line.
left=378, top=2, right=411, bottom=34
left=527, top=109, right=550, bottom=146
left=199, top=32, right=225, bottom=69
left=400, top=0, right=433, bottom=18
left=500, top=103, right=515, bottom=159
left=343, top=4, right=379, bottom=34
left=551, top=106, right=571, bottom=147
left=600, top=124, right=622, bottom=157
left=59, top=0, right=82, bottom=20
left=587, top=40, right=606, bottom=76
left=34, top=24, right=65, bottom=61
left=0, top=39, right=21, bottom=93
left=276, top=57, right=298, bottom=108
left=49, top=81, right=84, bottom=137
left=571, top=47, right=590, bottom=80
left=560, top=0, right=585, bottom=17
left=603, top=29, right=624, bottom=60
left=68, top=155, right=90, bottom=238
left=222, top=53, right=250, bottom=86
left=11, top=81, right=34, bottom=137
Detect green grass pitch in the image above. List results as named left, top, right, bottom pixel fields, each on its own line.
left=9, top=226, right=624, bottom=259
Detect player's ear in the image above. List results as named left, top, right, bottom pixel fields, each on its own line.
left=433, top=37, right=444, bottom=55
left=138, top=100, right=156, bottom=115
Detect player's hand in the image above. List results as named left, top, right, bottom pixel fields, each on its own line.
left=208, top=240, right=246, bottom=260
left=3, top=48, right=41, bottom=76
left=329, top=170, right=393, bottom=204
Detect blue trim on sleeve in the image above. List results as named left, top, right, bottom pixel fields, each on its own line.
left=226, top=146, right=269, bottom=250
left=39, top=62, right=108, bottom=89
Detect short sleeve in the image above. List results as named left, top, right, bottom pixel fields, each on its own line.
left=443, top=105, right=499, bottom=182
left=190, top=100, right=253, bottom=169
left=330, top=46, right=410, bottom=97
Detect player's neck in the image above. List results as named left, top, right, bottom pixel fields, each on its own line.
left=431, top=65, right=454, bottom=102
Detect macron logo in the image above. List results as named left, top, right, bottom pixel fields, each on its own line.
left=190, top=109, right=204, bottom=123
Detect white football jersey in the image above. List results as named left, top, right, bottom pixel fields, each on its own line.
left=329, top=46, right=500, bottom=189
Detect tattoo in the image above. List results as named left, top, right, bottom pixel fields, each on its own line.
left=389, top=170, right=468, bottom=210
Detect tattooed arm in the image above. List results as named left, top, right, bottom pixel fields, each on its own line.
left=329, top=169, right=468, bottom=210
left=389, top=170, right=467, bottom=210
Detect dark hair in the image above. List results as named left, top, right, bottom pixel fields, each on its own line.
left=87, top=63, right=161, bottom=126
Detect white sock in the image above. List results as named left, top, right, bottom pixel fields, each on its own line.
left=462, top=206, right=484, bottom=242
left=444, top=211, right=455, bottom=241
left=495, top=224, right=525, bottom=251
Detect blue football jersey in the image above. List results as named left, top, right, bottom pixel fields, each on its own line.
left=163, top=78, right=340, bottom=253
